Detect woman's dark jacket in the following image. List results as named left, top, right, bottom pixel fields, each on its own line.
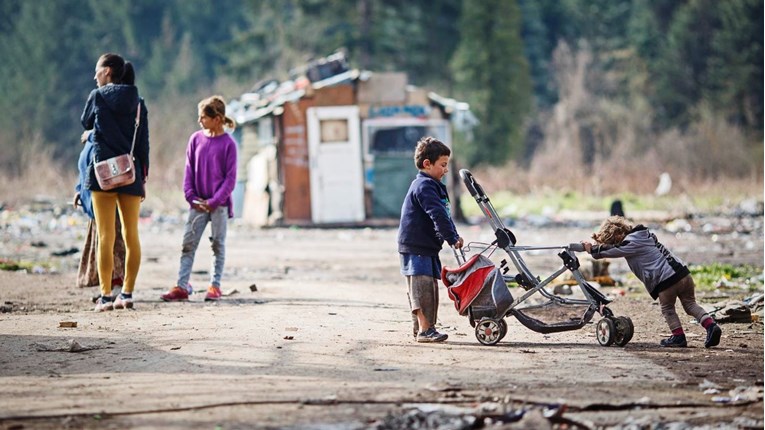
left=81, top=84, right=149, bottom=196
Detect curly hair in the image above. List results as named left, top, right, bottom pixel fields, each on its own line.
left=592, top=216, right=633, bottom=245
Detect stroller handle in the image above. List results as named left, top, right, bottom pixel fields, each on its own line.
left=459, top=169, right=484, bottom=198
left=452, top=245, right=467, bottom=264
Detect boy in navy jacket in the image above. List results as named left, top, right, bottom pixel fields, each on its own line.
left=398, top=137, right=463, bottom=342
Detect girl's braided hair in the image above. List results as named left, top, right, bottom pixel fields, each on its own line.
left=592, top=216, right=633, bottom=245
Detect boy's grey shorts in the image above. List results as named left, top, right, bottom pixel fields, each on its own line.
left=406, top=275, right=439, bottom=335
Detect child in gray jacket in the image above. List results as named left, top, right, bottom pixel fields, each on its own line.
left=582, top=216, right=721, bottom=348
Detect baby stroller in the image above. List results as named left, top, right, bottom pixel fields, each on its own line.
left=442, top=169, right=634, bottom=347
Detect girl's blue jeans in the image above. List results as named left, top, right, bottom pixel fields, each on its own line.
left=176, top=206, right=228, bottom=289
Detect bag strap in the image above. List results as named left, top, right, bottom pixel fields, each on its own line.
left=129, top=102, right=141, bottom=157
left=91, top=102, right=141, bottom=164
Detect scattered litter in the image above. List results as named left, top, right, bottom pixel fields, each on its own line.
left=170, top=346, right=181, bottom=350
left=59, top=321, right=77, bottom=328
left=222, top=289, right=238, bottom=297
left=699, top=379, right=722, bottom=390
left=283, top=336, right=294, bottom=340
left=301, top=395, right=337, bottom=405
left=51, top=247, right=79, bottom=257
left=285, top=327, right=299, bottom=331
left=709, top=300, right=753, bottom=323
left=734, top=416, right=765, bottom=429
left=249, top=284, right=258, bottom=292
left=710, top=386, right=763, bottom=404
left=728, top=386, right=764, bottom=402
left=425, top=384, right=462, bottom=393
left=367, top=401, right=588, bottom=430
left=33, top=339, right=101, bottom=353
left=542, top=403, right=566, bottom=419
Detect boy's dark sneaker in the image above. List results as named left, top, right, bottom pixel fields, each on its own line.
left=705, top=324, right=722, bottom=348
left=416, top=328, right=448, bottom=343
left=660, top=334, right=687, bottom=348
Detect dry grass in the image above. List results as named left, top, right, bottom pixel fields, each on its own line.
left=0, top=140, right=75, bottom=208
left=2, top=141, right=759, bottom=215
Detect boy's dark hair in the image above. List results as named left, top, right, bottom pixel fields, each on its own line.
left=414, top=136, right=450, bottom=169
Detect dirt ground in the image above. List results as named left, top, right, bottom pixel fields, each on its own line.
left=0, top=211, right=763, bottom=429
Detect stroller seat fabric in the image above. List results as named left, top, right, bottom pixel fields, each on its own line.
left=443, top=255, right=514, bottom=318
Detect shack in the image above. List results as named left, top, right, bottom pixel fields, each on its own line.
left=228, top=52, right=476, bottom=226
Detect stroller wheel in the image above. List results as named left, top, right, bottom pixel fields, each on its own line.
left=613, top=316, right=634, bottom=346
left=498, top=318, right=508, bottom=341
left=475, top=318, right=502, bottom=346
left=596, top=317, right=615, bottom=346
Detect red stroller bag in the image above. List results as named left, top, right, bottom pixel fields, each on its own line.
left=442, top=254, right=514, bottom=319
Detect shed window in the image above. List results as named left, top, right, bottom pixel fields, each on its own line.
left=320, top=119, right=348, bottom=143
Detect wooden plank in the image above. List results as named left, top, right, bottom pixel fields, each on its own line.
left=280, top=98, right=314, bottom=221
left=357, top=72, right=407, bottom=104
left=314, top=84, right=354, bottom=106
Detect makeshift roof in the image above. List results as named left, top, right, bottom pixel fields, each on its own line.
left=228, top=53, right=474, bottom=129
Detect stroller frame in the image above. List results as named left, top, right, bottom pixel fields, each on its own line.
left=451, top=169, right=634, bottom=346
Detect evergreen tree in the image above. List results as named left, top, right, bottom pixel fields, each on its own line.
left=452, top=0, right=532, bottom=165
left=225, top=0, right=461, bottom=90
left=0, top=0, right=100, bottom=170
left=518, top=0, right=555, bottom=108
left=653, top=0, right=720, bottom=127
left=706, top=0, right=763, bottom=129
left=0, top=0, right=761, bottom=181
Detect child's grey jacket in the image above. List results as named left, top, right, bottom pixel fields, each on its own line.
left=589, top=225, right=690, bottom=299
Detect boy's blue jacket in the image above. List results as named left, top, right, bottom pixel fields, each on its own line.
left=398, top=172, right=459, bottom=256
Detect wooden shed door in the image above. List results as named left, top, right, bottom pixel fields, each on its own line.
left=307, top=106, right=364, bottom=223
